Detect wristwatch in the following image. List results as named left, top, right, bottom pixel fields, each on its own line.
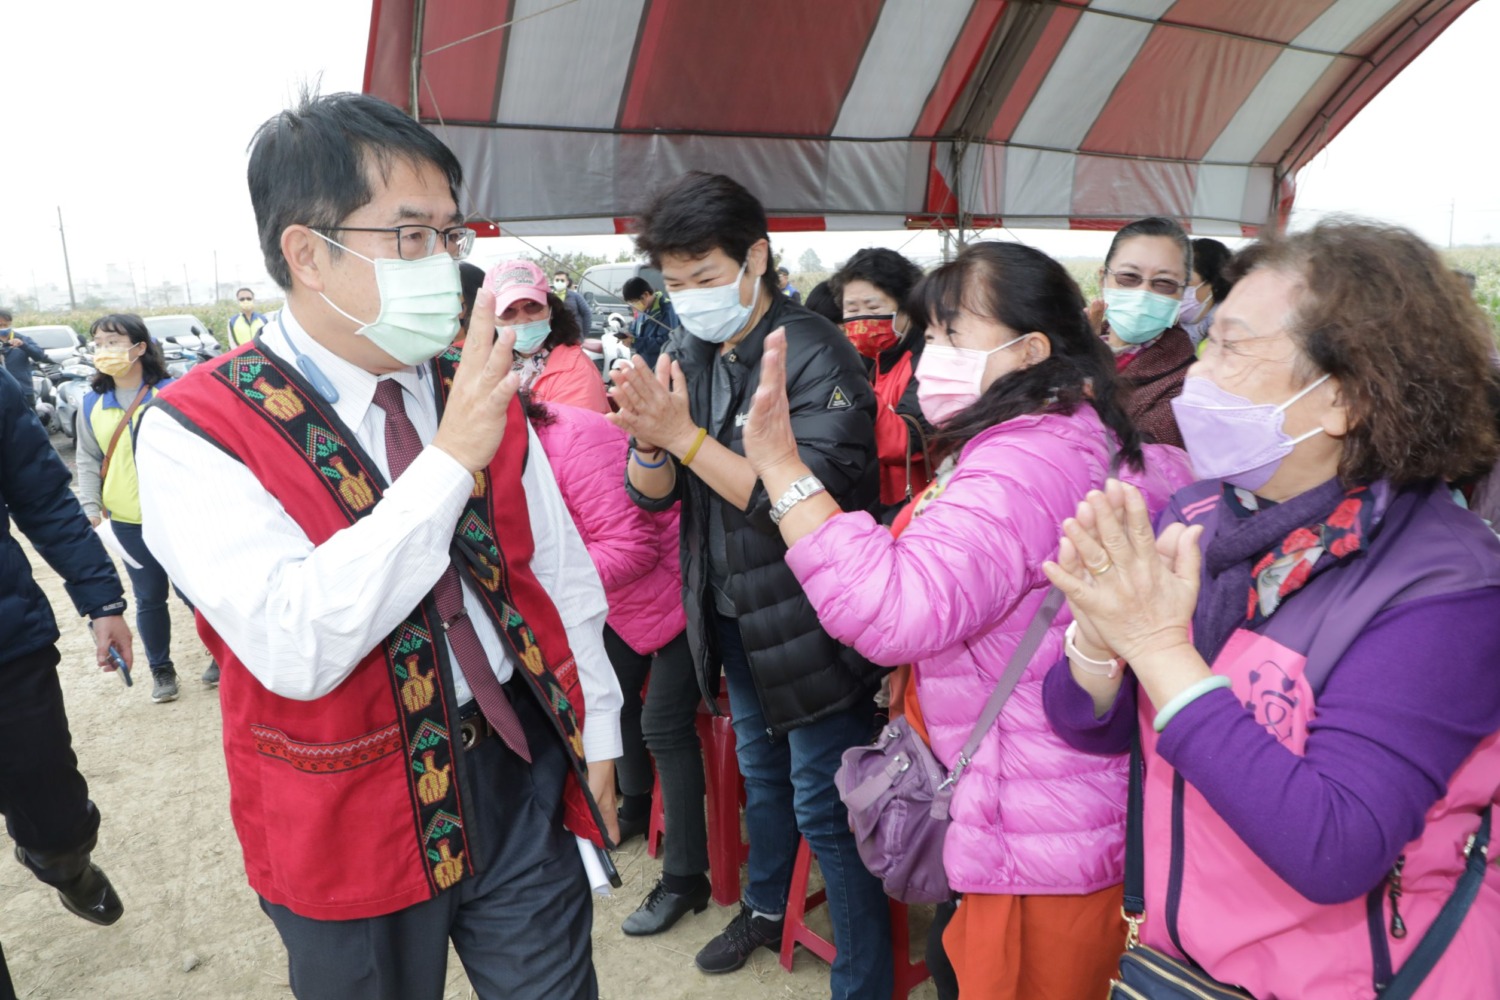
left=769, top=475, right=827, bottom=525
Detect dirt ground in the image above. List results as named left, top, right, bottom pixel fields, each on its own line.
left=3, top=433, right=938, bottom=1000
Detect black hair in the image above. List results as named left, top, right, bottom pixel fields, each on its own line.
left=633, top=171, right=779, bottom=297
left=521, top=391, right=556, bottom=428
left=247, top=90, right=463, bottom=289
left=1189, top=238, right=1234, bottom=302
left=458, top=262, right=486, bottom=332
left=803, top=280, right=844, bottom=325
left=236, top=287, right=254, bottom=298
left=1104, top=216, right=1192, bottom=283
left=622, top=276, right=655, bottom=302
left=777, top=266, right=790, bottom=276
left=88, top=313, right=170, bottom=394
left=914, top=242, right=1144, bottom=469
left=0, top=308, right=12, bottom=324
left=833, top=247, right=925, bottom=313
left=542, top=291, right=583, bottom=351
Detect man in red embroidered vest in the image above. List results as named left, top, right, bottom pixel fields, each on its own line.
left=133, top=92, right=622, bottom=1000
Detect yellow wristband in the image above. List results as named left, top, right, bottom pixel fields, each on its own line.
left=680, top=427, right=710, bottom=467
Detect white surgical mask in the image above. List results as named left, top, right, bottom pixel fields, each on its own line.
left=315, top=233, right=461, bottom=366
left=673, top=260, right=758, bottom=344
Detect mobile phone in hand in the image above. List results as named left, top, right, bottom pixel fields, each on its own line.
left=107, top=647, right=132, bottom=687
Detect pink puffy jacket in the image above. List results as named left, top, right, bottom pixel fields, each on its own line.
left=786, top=407, right=1193, bottom=895
left=532, top=403, right=685, bottom=655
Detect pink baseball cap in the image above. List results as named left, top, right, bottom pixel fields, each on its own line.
left=483, top=259, right=549, bottom=316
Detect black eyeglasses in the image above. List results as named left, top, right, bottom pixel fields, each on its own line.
left=316, top=224, right=475, bottom=260
left=1104, top=268, right=1187, bottom=297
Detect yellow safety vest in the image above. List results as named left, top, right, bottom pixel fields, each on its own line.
left=229, top=313, right=268, bottom=346
left=87, top=385, right=161, bottom=524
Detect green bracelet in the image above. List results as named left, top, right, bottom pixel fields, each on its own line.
left=1152, top=675, right=1233, bottom=733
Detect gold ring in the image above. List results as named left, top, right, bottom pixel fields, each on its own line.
left=1086, top=559, right=1114, bottom=577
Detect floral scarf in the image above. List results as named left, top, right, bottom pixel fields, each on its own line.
left=514, top=348, right=551, bottom=392
left=1235, top=483, right=1378, bottom=625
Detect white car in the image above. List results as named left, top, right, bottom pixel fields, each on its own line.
left=143, top=314, right=222, bottom=357
left=15, top=324, right=84, bottom=364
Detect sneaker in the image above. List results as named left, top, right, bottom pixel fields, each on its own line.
left=151, top=670, right=179, bottom=703
left=694, top=905, right=783, bottom=975
left=201, top=660, right=220, bottom=686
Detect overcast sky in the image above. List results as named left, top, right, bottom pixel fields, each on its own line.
left=5, top=0, right=1499, bottom=306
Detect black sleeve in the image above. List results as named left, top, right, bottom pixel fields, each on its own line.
left=17, top=335, right=50, bottom=364
left=0, top=370, right=124, bottom=618
left=744, top=321, right=877, bottom=533
left=625, top=457, right=681, bottom=513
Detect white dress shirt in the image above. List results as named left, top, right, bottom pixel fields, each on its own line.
left=135, top=307, right=622, bottom=762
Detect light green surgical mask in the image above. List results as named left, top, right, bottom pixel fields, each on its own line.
left=316, top=233, right=462, bottom=366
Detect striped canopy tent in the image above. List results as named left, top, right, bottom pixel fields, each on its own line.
left=363, top=0, right=1477, bottom=239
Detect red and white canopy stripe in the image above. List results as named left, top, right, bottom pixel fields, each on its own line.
left=364, top=0, right=1476, bottom=237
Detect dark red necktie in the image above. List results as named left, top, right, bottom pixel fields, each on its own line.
left=372, top=379, right=530, bottom=761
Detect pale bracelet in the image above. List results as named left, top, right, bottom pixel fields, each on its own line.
left=1064, top=621, right=1124, bottom=680
left=1152, top=676, right=1233, bottom=733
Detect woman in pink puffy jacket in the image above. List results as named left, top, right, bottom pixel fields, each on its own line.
left=741, top=242, right=1193, bottom=1000
left=527, top=398, right=713, bottom=938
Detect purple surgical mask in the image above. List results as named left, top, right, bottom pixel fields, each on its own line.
left=1170, top=373, right=1331, bottom=491
left=1178, top=286, right=1207, bottom=326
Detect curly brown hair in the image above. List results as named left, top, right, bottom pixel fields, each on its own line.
left=1228, top=218, right=1499, bottom=487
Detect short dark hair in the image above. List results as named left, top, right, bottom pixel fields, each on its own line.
left=915, top=241, right=1144, bottom=469
left=0, top=308, right=12, bottom=324
left=247, top=90, right=463, bottom=289
left=458, top=262, right=486, bottom=330
left=622, top=276, right=654, bottom=302
left=542, top=291, right=583, bottom=351
left=553, top=270, right=571, bottom=283
left=236, top=287, right=255, bottom=298
left=1228, top=217, right=1499, bottom=486
left=803, top=280, right=844, bottom=325
left=1105, top=216, right=1192, bottom=282
left=633, top=171, right=779, bottom=297
left=833, top=248, right=925, bottom=313
left=88, top=314, right=170, bottom=393
left=1189, top=239, right=1234, bottom=302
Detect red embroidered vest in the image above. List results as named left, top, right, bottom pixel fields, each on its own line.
left=155, top=342, right=605, bottom=920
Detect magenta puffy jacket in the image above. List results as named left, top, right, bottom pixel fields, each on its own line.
left=786, top=407, right=1193, bottom=895
left=533, top=404, right=685, bottom=655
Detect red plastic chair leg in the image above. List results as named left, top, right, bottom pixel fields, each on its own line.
left=647, top=771, right=665, bottom=859
left=697, top=696, right=748, bottom=908
left=779, top=839, right=932, bottom=999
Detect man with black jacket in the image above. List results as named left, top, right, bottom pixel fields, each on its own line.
left=612, top=172, right=892, bottom=1000
left=0, top=368, right=132, bottom=995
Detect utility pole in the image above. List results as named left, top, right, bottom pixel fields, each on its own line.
left=128, top=261, right=139, bottom=308
left=183, top=264, right=192, bottom=305
left=57, top=207, right=77, bottom=310
left=213, top=250, right=220, bottom=302
left=1449, top=199, right=1456, bottom=249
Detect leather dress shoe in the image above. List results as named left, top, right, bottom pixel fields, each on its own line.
left=622, top=875, right=711, bottom=936
left=56, top=863, right=124, bottom=926
left=614, top=811, right=649, bottom=847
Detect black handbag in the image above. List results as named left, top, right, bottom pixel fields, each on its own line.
left=1109, top=738, right=1492, bottom=999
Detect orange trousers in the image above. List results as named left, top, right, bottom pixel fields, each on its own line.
left=942, top=883, right=1126, bottom=1000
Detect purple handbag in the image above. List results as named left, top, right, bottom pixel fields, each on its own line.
left=835, top=588, right=1065, bottom=904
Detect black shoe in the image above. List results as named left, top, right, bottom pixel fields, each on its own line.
left=694, top=904, right=783, bottom=974
left=151, top=669, right=179, bottom=703
left=55, top=863, right=124, bottom=926
left=614, top=807, right=649, bottom=848
left=201, top=660, right=220, bottom=686
left=622, top=875, right=710, bottom=936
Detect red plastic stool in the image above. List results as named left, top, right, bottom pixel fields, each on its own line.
left=646, top=771, right=666, bottom=858
left=695, top=690, right=749, bottom=907
left=779, top=838, right=931, bottom=1000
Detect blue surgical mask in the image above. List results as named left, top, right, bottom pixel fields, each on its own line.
left=673, top=260, right=758, bottom=344
left=1103, top=286, right=1182, bottom=345
left=509, top=318, right=552, bottom=355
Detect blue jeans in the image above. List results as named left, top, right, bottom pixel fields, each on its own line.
left=111, top=520, right=189, bottom=673
left=717, top=616, right=892, bottom=1000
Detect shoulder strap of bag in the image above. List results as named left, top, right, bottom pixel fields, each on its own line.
left=1378, top=806, right=1491, bottom=999
left=898, top=411, right=930, bottom=501
left=943, top=586, right=1065, bottom=790
left=1123, top=736, right=1491, bottom=996
left=98, top=384, right=150, bottom=486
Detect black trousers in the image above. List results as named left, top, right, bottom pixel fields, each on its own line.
left=1, top=644, right=103, bottom=1000
left=262, top=682, right=596, bottom=1000
left=603, top=627, right=708, bottom=878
